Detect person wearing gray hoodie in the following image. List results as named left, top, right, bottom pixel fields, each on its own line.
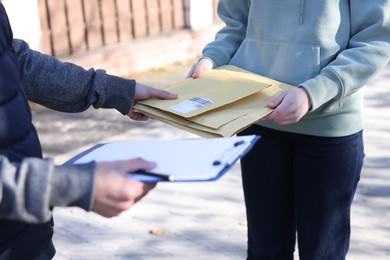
left=188, top=0, right=390, bottom=259
left=0, top=2, right=176, bottom=259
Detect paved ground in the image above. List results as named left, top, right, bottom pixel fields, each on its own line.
left=32, top=61, right=390, bottom=259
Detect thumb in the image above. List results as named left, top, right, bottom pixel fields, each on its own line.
left=121, top=158, right=157, bottom=173
left=148, top=88, right=177, bottom=100
left=267, top=93, right=285, bottom=108
left=191, top=66, right=204, bottom=79
left=191, top=59, right=213, bottom=78
left=186, top=65, right=196, bottom=78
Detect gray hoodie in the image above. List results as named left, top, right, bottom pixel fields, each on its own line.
left=202, top=0, right=390, bottom=137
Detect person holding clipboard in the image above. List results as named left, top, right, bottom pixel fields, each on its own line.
left=187, top=0, right=390, bottom=259
left=0, top=2, right=177, bottom=259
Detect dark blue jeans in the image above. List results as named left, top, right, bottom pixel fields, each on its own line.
left=239, top=125, right=364, bottom=260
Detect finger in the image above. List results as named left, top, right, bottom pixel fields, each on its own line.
left=129, top=111, right=150, bottom=121
left=123, top=158, right=157, bottom=173
left=191, top=65, right=204, bottom=78
left=133, top=182, right=157, bottom=203
left=145, top=182, right=157, bottom=190
left=92, top=200, right=126, bottom=217
left=273, top=117, right=295, bottom=125
left=186, top=66, right=195, bottom=78
left=99, top=202, right=132, bottom=217
left=191, top=59, right=213, bottom=78
left=148, top=88, right=177, bottom=99
left=261, top=111, right=274, bottom=121
left=114, top=200, right=136, bottom=212
left=258, top=110, right=273, bottom=121
left=269, top=104, right=299, bottom=125
left=267, top=93, right=285, bottom=108
left=119, top=179, right=152, bottom=201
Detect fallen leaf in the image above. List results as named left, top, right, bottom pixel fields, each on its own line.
left=239, top=220, right=247, bottom=227
left=149, top=228, right=166, bottom=236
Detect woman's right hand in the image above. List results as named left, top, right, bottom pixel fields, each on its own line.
left=186, top=58, right=214, bottom=79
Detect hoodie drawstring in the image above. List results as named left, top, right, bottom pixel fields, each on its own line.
left=300, top=0, right=305, bottom=24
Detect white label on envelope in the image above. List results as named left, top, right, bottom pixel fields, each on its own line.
left=169, top=97, right=214, bottom=114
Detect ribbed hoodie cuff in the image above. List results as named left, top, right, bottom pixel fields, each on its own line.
left=299, top=69, right=342, bottom=111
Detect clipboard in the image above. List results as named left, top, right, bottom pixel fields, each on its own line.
left=65, top=135, right=260, bottom=182
left=134, top=65, right=294, bottom=138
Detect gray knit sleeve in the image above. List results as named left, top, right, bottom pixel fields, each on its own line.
left=12, top=39, right=136, bottom=115
left=0, top=156, right=95, bottom=224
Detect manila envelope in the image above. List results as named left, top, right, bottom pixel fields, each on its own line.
left=137, top=66, right=271, bottom=118
left=134, top=65, right=294, bottom=138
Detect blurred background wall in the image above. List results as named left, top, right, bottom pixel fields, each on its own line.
left=3, top=0, right=223, bottom=75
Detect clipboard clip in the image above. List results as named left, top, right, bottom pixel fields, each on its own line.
left=212, top=140, right=246, bottom=166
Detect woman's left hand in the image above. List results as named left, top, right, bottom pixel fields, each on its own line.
left=262, top=88, right=312, bottom=125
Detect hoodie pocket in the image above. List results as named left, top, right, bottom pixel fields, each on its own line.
left=230, top=39, right=321, bottom=86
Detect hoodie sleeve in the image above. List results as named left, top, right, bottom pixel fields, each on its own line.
left=201, top=0, right=249, bottom=67
left=0, top=156, right=96, bottom=224
left=300, top=0, right=390, bottom=110
left=12, top=39, right=136, bottom=115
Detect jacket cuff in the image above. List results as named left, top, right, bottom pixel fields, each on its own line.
left=94, top=70, right=136, bottom=115
left=50, top=162, right=96, bottom=211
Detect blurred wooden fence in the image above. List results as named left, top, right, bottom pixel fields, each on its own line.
left=38, top=0, right=219, bottom=57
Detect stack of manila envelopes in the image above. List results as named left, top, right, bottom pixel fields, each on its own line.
left=134, top=65, right=294, bottom=138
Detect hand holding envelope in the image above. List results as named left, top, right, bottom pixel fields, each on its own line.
left=134, top=65, right=294, bottom=138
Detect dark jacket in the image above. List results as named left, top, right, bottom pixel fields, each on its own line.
left=0, top=3, right=136, bottom=258
left=0, top=3, right=55, bottom=259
